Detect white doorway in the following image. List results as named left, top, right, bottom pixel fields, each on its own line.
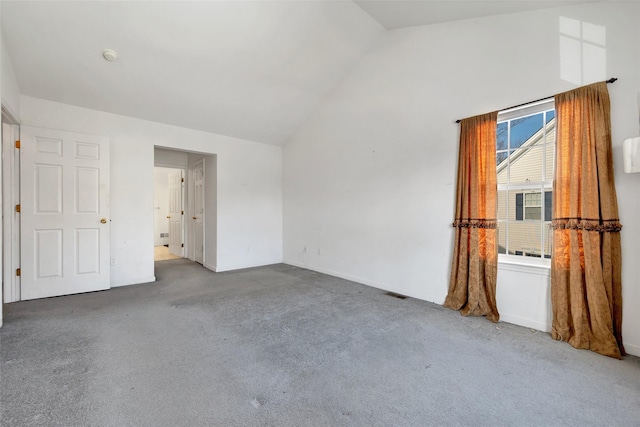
left=153, top=167, right=184, bottom=261
left=154, top=147, right=216, bottom=270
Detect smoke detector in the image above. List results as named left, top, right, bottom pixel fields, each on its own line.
left=102, top=49, right=118, bottom=62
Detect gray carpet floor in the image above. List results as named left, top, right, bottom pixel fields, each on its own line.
left=1, top=260, right=639, bottom=426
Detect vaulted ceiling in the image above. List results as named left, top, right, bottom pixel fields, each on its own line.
left=355, top=1, right=595, bottom=29
left=1, top=1, right=593, bottom=146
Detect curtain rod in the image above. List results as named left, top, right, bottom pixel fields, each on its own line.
left=454, top=78, right=618, bottom=123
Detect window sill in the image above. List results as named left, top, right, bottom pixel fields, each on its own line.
left=498, top=255, right=550, bottom=276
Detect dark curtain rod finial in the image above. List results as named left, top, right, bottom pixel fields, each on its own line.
left=455, top=78, right=618, bottom=123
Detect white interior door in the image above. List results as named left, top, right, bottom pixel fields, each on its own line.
left=193, top=160, right=204, bottom=264
left=168, top=169, right=183, bottom=257
left=20, top=126, right=110, bottom=300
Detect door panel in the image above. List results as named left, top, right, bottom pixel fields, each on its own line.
left=76, top=228, right=100, bottom=274
left=36, top=164, right=62, bottom=212
left=35, top=229, right=62, bottom=278
left=168, top=170, right=183, bottom=257
left=76, top=167, right=100, bottom=213
left=193, top=160, right=204, bottom=264
left=20, top=126, right=110, bottom=300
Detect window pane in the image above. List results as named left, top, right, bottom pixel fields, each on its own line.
left=497, top=153, right=508, bottom=183
left=498, top=222, right=507, bottom=254
left=545, top=125, right=556, bottom=145
left=510, top=113, right=543, bottom=150
left=497, top=190, right=507, bottom=220
left=546, top=109, right=556, bottom=124
left=525, top=206, right=541, bottom=220
left=497, top=151, right=509, bottom=164
left=544, top=222, right=552, bottom=258
left=525, top=192, right=541, bottom=206
left=507, top=221, right=542, bottom=257
left=545, top=143, right=555, bottom=181
left=497, top=122, right=508, bottom=151
left=510, top=146, right=544, bottom=183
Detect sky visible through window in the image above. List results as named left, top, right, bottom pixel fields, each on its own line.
left=497, top=110, right=555, bottom=165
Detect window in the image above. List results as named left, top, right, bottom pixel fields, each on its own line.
left=496, top=100, right=555, bottom=260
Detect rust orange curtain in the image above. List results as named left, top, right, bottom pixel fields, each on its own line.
left=444, top=112, right=499, bottom=322
left=551, top=82, right=624, bottom=358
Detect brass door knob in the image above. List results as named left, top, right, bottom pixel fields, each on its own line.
left=193, top=216, right=197, bottom=220
left=100, top=218, right=108, bottom=224
left=166, top=216, right=171, bottom=219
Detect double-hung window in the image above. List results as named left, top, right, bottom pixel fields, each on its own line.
left=496, top=100, right=555, bottom=261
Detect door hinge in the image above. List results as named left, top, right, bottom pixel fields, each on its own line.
left=181, top=243, right=184, bottom=248
left=16, top=268, right=21, bottom=277
left=15, top=204, right=21, bottom=213
left=15, top=140, right=20, bottom=149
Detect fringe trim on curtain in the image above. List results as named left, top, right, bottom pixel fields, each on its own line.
left=551, top=218, right=623, bottom=232
left=452, top=219, right=497, bottom=229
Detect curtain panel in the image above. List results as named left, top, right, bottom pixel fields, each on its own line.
left=445, top=112, right=499, bottom=322
left=552, top=81, right=624, bottom=358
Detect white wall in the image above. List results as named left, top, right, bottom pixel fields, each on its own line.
left=283, top=2, right=640, bottom=355
left=202, top=155, right=218, bottom=271
left=1, top=35, right=20, bottom=120
left=155, top=148, right=188, bottom=169
left=20, top=95, right=283, bottom=287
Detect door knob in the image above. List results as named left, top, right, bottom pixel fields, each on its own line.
left=100, top=218, right=108, bottom=224
left=193, top=216, right=197, bottom=220
left=166, top=216, right=171, bottom=219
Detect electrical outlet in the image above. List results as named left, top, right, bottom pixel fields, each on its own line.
left=110, top=258, right=117, bottom=266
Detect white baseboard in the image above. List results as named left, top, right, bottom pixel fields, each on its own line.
left=110, top=276, right=156, bottom=288
left=215, top=259, right=283, bottom=273
left=624, top=342, right=640, bottom=357
left=283, top=259, right=444, bottom=305
left=499, top=313, right=551, bottom=333
left=203, top=262, right=217, bottom=272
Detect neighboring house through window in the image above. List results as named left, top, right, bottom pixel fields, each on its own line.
left=515, top=191, right=552, bottom=221
left=496, top=100, right=555, bottom=260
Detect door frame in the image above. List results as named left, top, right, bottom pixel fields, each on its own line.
left=2, top=107, right=20, bottom=305
left=154, top=148, right=217, bottom=271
